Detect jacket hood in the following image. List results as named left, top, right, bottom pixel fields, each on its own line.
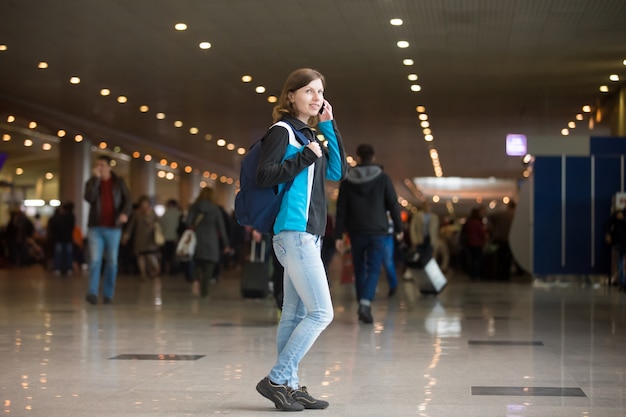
left=345, top=164, right=383, bottom=184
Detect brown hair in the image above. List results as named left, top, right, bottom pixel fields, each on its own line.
left=272, top=68, right=326, bottom=126
left=195, top=187, right=215, bottom=204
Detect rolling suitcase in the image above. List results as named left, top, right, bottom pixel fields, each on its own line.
left=404, top=258, right=447, bottom=295
left=241, top=240, right=270, bottom=298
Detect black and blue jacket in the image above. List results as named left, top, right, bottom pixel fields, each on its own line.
left=256, top=115, right=347, bottom=236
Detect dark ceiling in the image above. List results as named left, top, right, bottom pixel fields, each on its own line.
left=1, top=0, right=625, bottom=206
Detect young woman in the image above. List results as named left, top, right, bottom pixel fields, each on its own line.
left=255, top=68, right=347, bottom=411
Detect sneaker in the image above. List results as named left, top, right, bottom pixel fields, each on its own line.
left=293, top=386, right=329, bottom=409
left=256, top=377, right=304, bottom=411
left=387, top=286, right=397, bottom=298
left=85, top=294, right=98, bottom=305
left=103, top=297, right=113, bottom=304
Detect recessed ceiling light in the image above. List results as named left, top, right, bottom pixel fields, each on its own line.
left=582, top=105, right=592, bottom=113
left=408, top=74, right=418, bottom=81
left=7, top=115, right=15, bottom=123
left=609, top=74, right=620, bottom=82
left=216, top=138, right=226, bottom=146
left=204, top=134, right=213, bottom=141
left=170, top=161, right=178, bottom=169
left=42, top=143, right=52, bottom=151
left=15, top=168, right=23, bottom=175
left=575, top=113, right=584, bottom=121
left=397, top=40, right=409, bottom=48
left=45, top=172, right=54, bottom=180
left=99, top=141, right=107, bottom=149
left=100, top=88, right=111, bottom=96
left=199, top=42, right=211, bottom=49
left=74, top=134, right=83, bottom=143
left=420, top=121, right=430, bottom=128
left=144, top=154, right=152, bottom=162
left=159, top=159, right=168, bottom=166
left=70, top=76, right=81, bottom=84
left=599, top=85, right=609, bottom=93
left=242, top=75, right=252, bottom=83
left=132, top=151, right=141, bottom=158
left=174, top=120, right=183, bottom=128
left=184, top=166, right=193, bottom=173
left=418, top=114, right=428, bottom=121
left=568, top=121, right=576, bottom=129
left=139, top=105, right=149, bottom=112
left=416, top=106, right=426, bottom=113
left=255, top=86, right=266, bottom=94
left=113, top=146, right=121, bottom=153
left=623, top=59, right=626, bottom=66
left=24, top=139, right=33, bottom=147
left=561, top=128, right=570, bottom=136
left=423, top=128, right=431, bottom=135
left=28, top=121, right=37, bottom=129
left=226, top=143, right=235, bottom=151
left=237, top=147, right=246, bottom=155
left=165, top=172, right=175, bottom=180
left=157, top=170, right=166, bottom=179
left=410, top=84, right=421, bottom=92
left=174, top=23, right=187, bottom=31
left=425, top=134, right=434, bottom=142
left=117, top=96, right=127, bottom=103
left=402, top=59, right=414, bottom=66
left=189, top=127, right=199, bottom=134
left=390, top=18, right=403, bottom=26
left=267, top=96, right=278, bottom=103
left=2, top=134, right=10, bottom=141
left=38, top=62, right=48, bottom=69
left=156, top=112, right=166, bottom=120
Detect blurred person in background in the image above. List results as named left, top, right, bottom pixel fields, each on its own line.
left=47, top=202, right=75, bottom=276
left=84, top=155, right=132, bottom=305
left=186, top=187, right=230, bottom=298
left=159, top=199, right=182, bottom=275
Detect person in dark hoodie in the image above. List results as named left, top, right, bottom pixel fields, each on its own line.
left=335, top=144, right=403, bottom=323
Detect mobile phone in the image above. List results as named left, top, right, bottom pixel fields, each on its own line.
left=319, top=103, right=325, bottom=115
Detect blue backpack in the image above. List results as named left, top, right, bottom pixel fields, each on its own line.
left=235, top=120, right=309, bottom=234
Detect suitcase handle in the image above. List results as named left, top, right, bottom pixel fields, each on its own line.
left=250, top=240, right=266, bottom=262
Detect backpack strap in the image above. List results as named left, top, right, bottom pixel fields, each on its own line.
left=273, top=120, right=310, bottom=147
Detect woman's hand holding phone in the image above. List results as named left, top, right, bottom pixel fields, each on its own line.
left=318, top=99, right=333, bottom=122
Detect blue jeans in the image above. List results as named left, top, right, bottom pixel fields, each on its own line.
left=382, top=235, right=397, bottom=290
left=54, top=241, right=73, bottom=273
left=87, top=227, right=122, bottom=299
left=269, top=231, right=333, bottom=389
left=350, top=234, right=386, bottom=304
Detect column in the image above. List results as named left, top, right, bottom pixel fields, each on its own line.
left=610, top=85, right=626, bottom=136
left=179, top=171, right=200, bottom=211
left=214, top=181, right=235, bottom=212
left=129, top=158, right=156, bottom=203
left=59, top=138, right=91, bottom=233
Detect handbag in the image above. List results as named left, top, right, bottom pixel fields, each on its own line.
left=175, top=213, right=204, bottom=260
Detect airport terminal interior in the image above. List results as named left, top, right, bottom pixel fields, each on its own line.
left=1, top=1, right=626, bottom=416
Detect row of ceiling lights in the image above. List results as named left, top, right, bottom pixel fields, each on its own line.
left=2, top=113, right=239, bottom=186
left=389, top=18, right=443, bottom=182
left=0, top=32, right=251, bottom=186
left=560, top=59, right=625, bottom=136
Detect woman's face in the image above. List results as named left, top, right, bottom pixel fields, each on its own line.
left=289, top=78, right=324, bottom=121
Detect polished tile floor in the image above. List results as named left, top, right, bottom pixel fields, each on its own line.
left=1, top=262, right=625, bottom=417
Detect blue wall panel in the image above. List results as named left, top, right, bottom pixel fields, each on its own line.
left=563, top=157, right=592, bottom=273
left=589, top=137, right=626, bottom=155
left=533, top=157, right=563, bottom=274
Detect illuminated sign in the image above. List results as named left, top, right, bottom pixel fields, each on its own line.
left=506, top=134, right=527, bottom=156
